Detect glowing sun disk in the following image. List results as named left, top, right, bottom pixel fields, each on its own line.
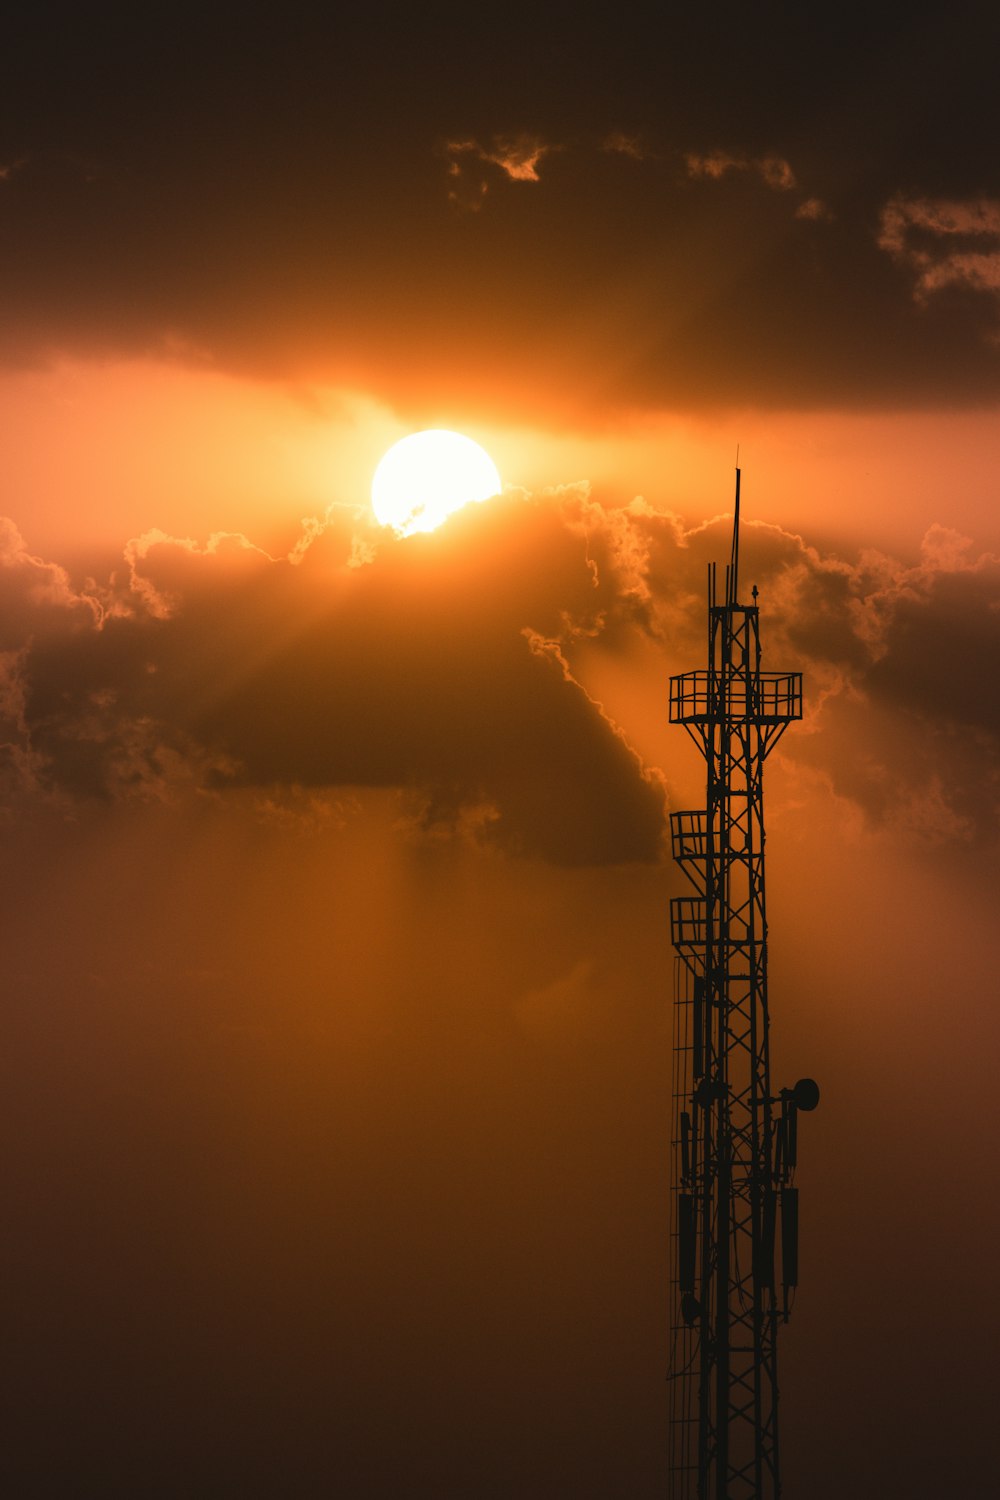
left=371, top=430, right=502, bottom=535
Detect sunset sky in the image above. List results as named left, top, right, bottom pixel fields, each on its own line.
left=3, top=6, right=999, bottom=1496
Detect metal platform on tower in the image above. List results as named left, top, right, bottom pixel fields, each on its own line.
left=667, top=470, right=818, bottom=1500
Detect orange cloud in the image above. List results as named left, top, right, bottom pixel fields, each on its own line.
left=601, top=131, right=649, bottom=160
left=5, top=483, right=1000, bottom=861
left=682, top=149, right=833, bottom=223
left=685, top=149, right=797, bottom=191
left=444, top=134, right=556, bottom=209
left=6, top=493, right=669, bottom=863
left=878, top=195, right=1000, bottom=305
left=795, top=196, right=832, bottom=221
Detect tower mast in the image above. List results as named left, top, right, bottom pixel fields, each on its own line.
left=667, top=471, right=817, bottom=1498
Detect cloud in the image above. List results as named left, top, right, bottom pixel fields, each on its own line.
left=0, top=517, right=101, bottom=636
left=795, top=196, right=832, bottom=222
left=563, top=499, right=1000, bottom=850
left=4, top=494, right=666, bottom=865
left=444, top=134, right=556, bottom=209
left=601, top=131, right=649, bottom=160
left=724, top=521, right=1000, bottom=848
left=4, top=489, right=1000, bottom=861
left=878, top=195, right=1000, bottom=310
left=0, top=520, right=106, bottom=801
left=444, top=135, right=809, bottom=218
left=1, top=11, right=999, bottom=418
left=685, top=149, right=797, bottom=191
left=682, top=148, right=833, bottom=225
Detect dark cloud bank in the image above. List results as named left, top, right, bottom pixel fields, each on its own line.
left=4, top=488, right=999, bottom=863
left=3, top=5, right=1000, bottom=416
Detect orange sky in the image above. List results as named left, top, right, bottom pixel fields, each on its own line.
left=5, top=357, right=1000, bottom=564
left=3, top=6, right=1000, bottom=1498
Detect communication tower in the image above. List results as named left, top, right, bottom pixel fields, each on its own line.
left=667, top=471, right=818, bottom=1499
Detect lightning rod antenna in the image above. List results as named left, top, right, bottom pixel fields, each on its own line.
left=728, top=463, right=741, bottom=607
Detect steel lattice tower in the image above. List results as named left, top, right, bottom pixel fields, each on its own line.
left=667, top=471, right=818, bottom=1500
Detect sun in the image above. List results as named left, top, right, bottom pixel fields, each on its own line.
left=371, top=429, right=502, bottom=536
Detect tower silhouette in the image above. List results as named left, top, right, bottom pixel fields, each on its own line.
left=667, top=471, right=818, bottom=1499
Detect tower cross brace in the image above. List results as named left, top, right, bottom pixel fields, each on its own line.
left=667, top=472, right=816, bottom=1500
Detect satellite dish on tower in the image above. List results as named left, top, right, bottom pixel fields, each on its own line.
left=793, top=1077, right=821, bottom=1113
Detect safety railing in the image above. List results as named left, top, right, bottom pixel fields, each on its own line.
left=669, top=671, right=802, bottom=725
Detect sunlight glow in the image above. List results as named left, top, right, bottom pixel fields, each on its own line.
left=371, top=429, right=502, bottom=536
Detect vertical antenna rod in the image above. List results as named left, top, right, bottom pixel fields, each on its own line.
left=728, top=465, right=741, bottom=608
left=667, top=474, right=818, bottom=1498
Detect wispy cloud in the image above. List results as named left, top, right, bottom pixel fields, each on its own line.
left=878, top=195, right=1000, bottom=305
left=795, top=196, right=832, bottom=222
left=441, top=132, right=832, bottom=231
left=685, top=150, right=797, bottom=191
left=683, top=149, right=831, bottom=219
left=601, top=130, right=649, bottom=161
left=444, top=134, right=556, bottom=210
